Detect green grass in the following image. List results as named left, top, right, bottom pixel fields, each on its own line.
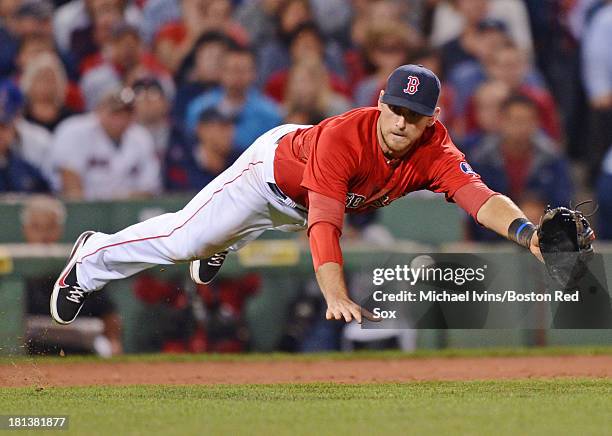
left=2, top=345, right=612, bottom=365
left=0, top=379, right=610, bottom=436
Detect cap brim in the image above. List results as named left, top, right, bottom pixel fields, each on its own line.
left=381, top=94, right=435, bottom=116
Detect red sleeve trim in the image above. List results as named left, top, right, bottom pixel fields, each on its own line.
left=307, top=191, right=344, bottom=233
left=309, top=222, right=343, bottom=271
left=453, top=182, right=499, bottom=223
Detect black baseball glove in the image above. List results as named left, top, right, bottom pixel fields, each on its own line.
left=537, top=203, right=596, bottom=288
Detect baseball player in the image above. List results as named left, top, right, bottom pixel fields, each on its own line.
left=51, top=65, right=542, bottom=326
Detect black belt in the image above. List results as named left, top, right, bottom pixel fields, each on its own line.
left=268, top=183, right=307, bottom=212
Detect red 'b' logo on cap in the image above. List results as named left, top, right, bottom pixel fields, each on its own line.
left=403, top=76, right=420, bottom=95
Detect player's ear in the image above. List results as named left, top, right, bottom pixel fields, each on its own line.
left=377, top=90, right=385, bottom=110
left=428, top=107, right=441, bottom=126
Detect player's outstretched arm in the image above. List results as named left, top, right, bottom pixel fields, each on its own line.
left=315, top=262, right=363, bottom=323
left=307, top=191, right=379, bottom=322
left=476, top=194, right=543, bottom=261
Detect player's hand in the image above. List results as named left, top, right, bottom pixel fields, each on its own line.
left=325, top=296, right=379, bottom=323
left=530, top=231, right=543, bottom=263
left=326, top=295, right=361, bottom=323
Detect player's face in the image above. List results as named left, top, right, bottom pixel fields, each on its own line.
left=377, top=98, right=438, bottom=159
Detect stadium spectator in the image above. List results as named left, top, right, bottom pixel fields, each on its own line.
left=68, top=0, right=124, bottom=71
left=22, top=195, right=123, bottom=357
left=153, top=0, right=247, bottom=74
left=307, top=0, right=353, bottom=43
left=0, top=0, right=55, bottom=79
left=20, top=52, right=77, bottom=132
left=342, top=0, right=415, bottom=92
left=165, top=107, right=239, bottom=192
left=582, top=0, right=612, bottom=181
left=185, top=45, right=282, bottom=151
left=0, top=88, right=49, bottom=193
left=485, top=44, right=562, bottom=142
left=0, top=79, right=53, bottom=183
left=445, top=18, right=511, bottom=121
left=430, top=0, right=533, bottom=55
left=13, top=34, right=56, bottom=81
left=523, top=0, right=588, bottom=161
left=53, top=0, right=142, bottom=56
left=256, top=0, right=346, bottom=84
left=436, top=0, right=492, bottom=77
left=234, top=0, right=283, bottom=49
left=596, top=145, right=612, bottom=240
left=140, top=0, right=182, bottom=45
left=172, top=31, right=233, bottom=121
left=469, top=95, right=572, bottom=240
left=14, top=36, right=85, bottom=113
left=80, top=21, right=173, bottom=110
left=264, top=22, right=349, bottom=103
left=354, top=24, right=421, bottom=107
left=282, top=58, right=352, bottom=122
left=51, top=87, right=161, bottom=200
left=458, top=79, right=510, bottom=156
left=131, top=76, right=177, bottom=160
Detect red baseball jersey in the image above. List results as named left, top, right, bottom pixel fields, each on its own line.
left=274, top=107, right=484, bottom=213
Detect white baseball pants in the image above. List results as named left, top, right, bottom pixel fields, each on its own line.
left=75, top=124, right=308, bottom=292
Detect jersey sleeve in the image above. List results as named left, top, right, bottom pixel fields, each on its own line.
left=300, top=130, right=360, bottom=203
left=425, top=127, right=487, bottom=200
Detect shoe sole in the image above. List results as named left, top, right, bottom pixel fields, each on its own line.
left=50, top=231, right=95, bottom=325
left=189, top=259, right=208, bottom=285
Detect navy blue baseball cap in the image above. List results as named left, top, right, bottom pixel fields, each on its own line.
left=381, top=64, right=441, bottom=116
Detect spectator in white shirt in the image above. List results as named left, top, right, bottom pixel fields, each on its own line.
left=51, top=87, right=161, bottom=200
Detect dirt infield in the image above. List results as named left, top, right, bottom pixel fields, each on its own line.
left=1, top=355, right=611, bottom=387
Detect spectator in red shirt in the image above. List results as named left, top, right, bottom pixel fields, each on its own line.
left=264, top=22, right=349, bottom=103
left=153, top=0, right=248, bottom=74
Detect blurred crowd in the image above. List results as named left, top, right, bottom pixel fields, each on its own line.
left=0, top=0, right=611, bottom=235
left=4, top=0, right=609, bottom=355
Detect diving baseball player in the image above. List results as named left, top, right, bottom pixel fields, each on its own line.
left=51, top=65, right=544, bottom=325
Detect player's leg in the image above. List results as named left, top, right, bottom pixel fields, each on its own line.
left=189, top=196, right=308, bottom=285
left=51, top=125, right=306, bottom=324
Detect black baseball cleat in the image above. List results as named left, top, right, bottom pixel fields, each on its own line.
left=189, top=251, right=228, bottom=285
left=50, top=231, right=95, bottom=325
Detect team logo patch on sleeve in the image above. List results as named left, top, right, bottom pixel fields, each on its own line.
left=460, top=161, right=477, bottom=175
